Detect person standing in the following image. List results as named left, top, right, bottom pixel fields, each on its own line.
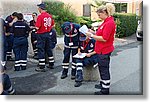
left=29, top=12, right=38, bottom=59
left=11, top=13, right=30, bottom=71
left=35, top=2, right=55, bottom=72
left=61, top=22, right=80, bottom=79
left=5, top=12, right=18, bottom=61
left=86, top=3, right=116, bottom=95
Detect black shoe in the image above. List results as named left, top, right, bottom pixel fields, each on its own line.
left=61, top=74, right=67, bottom=79
left=71, top=75, right=75, bottom=80
left=74, top=82, right=82, bottom=87
left=61, top=69, right=68, bottom=79
left=95, top=84, right=102, bottom=89
left=35, top=67, right=46, bottom=72
left=94, top=91, right=109, bottom=95
left=21, top=67, right=26, bottom=70
left=47, top=65, right=54, bottom=69
left=8, top=57, right=14, bottom=61
left=14, top=68, right=20, bottom=71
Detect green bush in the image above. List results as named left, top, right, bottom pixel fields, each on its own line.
left=114, top=13, right=138, bottom=38
left=76, top=16, right=94, bottom=28
left=45, top=1, right=78, bottom=35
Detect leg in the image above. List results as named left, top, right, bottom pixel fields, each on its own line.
left=71, top=48, right=78, bottom=79
left=13, top=39, right=21, bottom=71
left=61, top=48, right=71, bottom=79
left=35, top=34, right=46, bottom=72
left=6, top=35, right=14, bottom=61
left=95, top=53, right=111, bottom=95
left=20, top=38, right=28, bottom=70
left=31, top=32, right=38, bottom=59
left=74, top=58, right=83, bottom=87
left=45, top=32, right=54, bottom=69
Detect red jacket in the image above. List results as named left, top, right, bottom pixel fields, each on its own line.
left=36, top=12, right=54, bottom=34
left=94, top=16, right=116, bottom=54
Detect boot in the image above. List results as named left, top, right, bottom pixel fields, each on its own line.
left=94, top=88, right=109, bottom=95
left=61, top=69, right=68, bottom=79
left=74, top=81, right=82, bottom=87
left=75, top=70, right=83, bottom=82
left=95, top=81, right=102, bottom=89
left=47, top=63, right=54, bottom=69
left=71, top=69, right=76, bottom=80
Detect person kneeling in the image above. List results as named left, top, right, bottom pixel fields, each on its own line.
left=74, top=33, right=98, bottom=87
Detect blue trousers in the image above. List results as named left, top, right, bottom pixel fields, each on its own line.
left=62, top=48, right=78, bottom=69
left=36, top=32, right=54, bottom=68
left=96, top=53, right=111, bottom=91
left=13, top=37, right=28, bottom=70
left=6, top=34, right=14, bottom=60
left=75, top=55, right=98, bottom=82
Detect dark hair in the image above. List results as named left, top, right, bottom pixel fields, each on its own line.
left=32, top=12, right=37, bottom=16
left=12, top=12, right=18, bottom=17
left=17, top=13, right=23, bottom=20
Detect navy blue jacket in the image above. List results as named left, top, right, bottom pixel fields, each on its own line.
left=11, top=21, right=30, bottom=37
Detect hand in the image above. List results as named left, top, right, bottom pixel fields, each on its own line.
left=88, top=29, right=95, bottom=34
left=86, top=32, right=92, bottom=37
left=78, top=52, right=81, bottom=55
left=86, top=53, right=91, bottom=57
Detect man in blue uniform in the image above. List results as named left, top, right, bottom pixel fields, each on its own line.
left=61, top=22, right=80, bottom=79
left=30, top=12, right=38, bottom=59
left=5, top=12, right=18, bottom=61
left=74, top=33, right=98, bottom=87
left=11, top=13, right=30, bottom=71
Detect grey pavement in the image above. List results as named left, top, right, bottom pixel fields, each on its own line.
left=5, top=34, right=143, bottom=95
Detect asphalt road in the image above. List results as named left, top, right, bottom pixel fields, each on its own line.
left=5, top=35, right=143, bottom=95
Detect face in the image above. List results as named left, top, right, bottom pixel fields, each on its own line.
left=97, top=11, right=108, bottom=20
left=38, top=7, right=42, bottom=13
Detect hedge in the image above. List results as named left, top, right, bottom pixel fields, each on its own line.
left=45, top=1, right=78, bottom=35
left=114, top=13, right=138, bottom=38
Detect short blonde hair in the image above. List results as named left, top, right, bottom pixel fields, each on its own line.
left=96, top=3, right=115, bottom=16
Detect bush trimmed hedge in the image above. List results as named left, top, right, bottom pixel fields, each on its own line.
left=45, top=1, right=78, bottom=35
left=114, top=13, right=138, bottom=38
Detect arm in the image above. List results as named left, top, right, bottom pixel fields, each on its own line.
left=86, top=51, right=96, bottom=57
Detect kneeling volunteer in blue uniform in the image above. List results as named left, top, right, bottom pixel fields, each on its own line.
left=74, top=33, right=98, bottom=87
left=11, top=13, right=30, bottom=71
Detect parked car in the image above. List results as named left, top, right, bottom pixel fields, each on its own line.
left=136, top=19, right=143, bottom=41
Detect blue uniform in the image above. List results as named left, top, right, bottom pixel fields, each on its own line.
left=0, top=73, right=15, bottom=95
left=29, top=20, right=38, bottom=58
left=11, top=20, right=30, bottom=71
left=5, top=15, right=14, bottom=60
left=61, top=22, right=80, bottom=79
left=50, top=28, right=57, bottom=49
left=75, top=38, right=98, bottom=82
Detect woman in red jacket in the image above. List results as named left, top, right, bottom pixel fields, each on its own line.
left=86, top=3, right=116, bottom=95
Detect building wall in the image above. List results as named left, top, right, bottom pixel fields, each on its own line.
left=0, top=0, right=41, bottom=19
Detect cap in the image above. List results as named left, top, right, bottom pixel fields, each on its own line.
left=37, top=2, right=46, bottom=10
left=79, top=33, right=87, bottom=41
left=62, top=22, right=73, bottom=34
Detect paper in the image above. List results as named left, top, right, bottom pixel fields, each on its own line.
left=79, top=25, right=89, bottom=35
left=73, top=53, right=87, bottom=58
